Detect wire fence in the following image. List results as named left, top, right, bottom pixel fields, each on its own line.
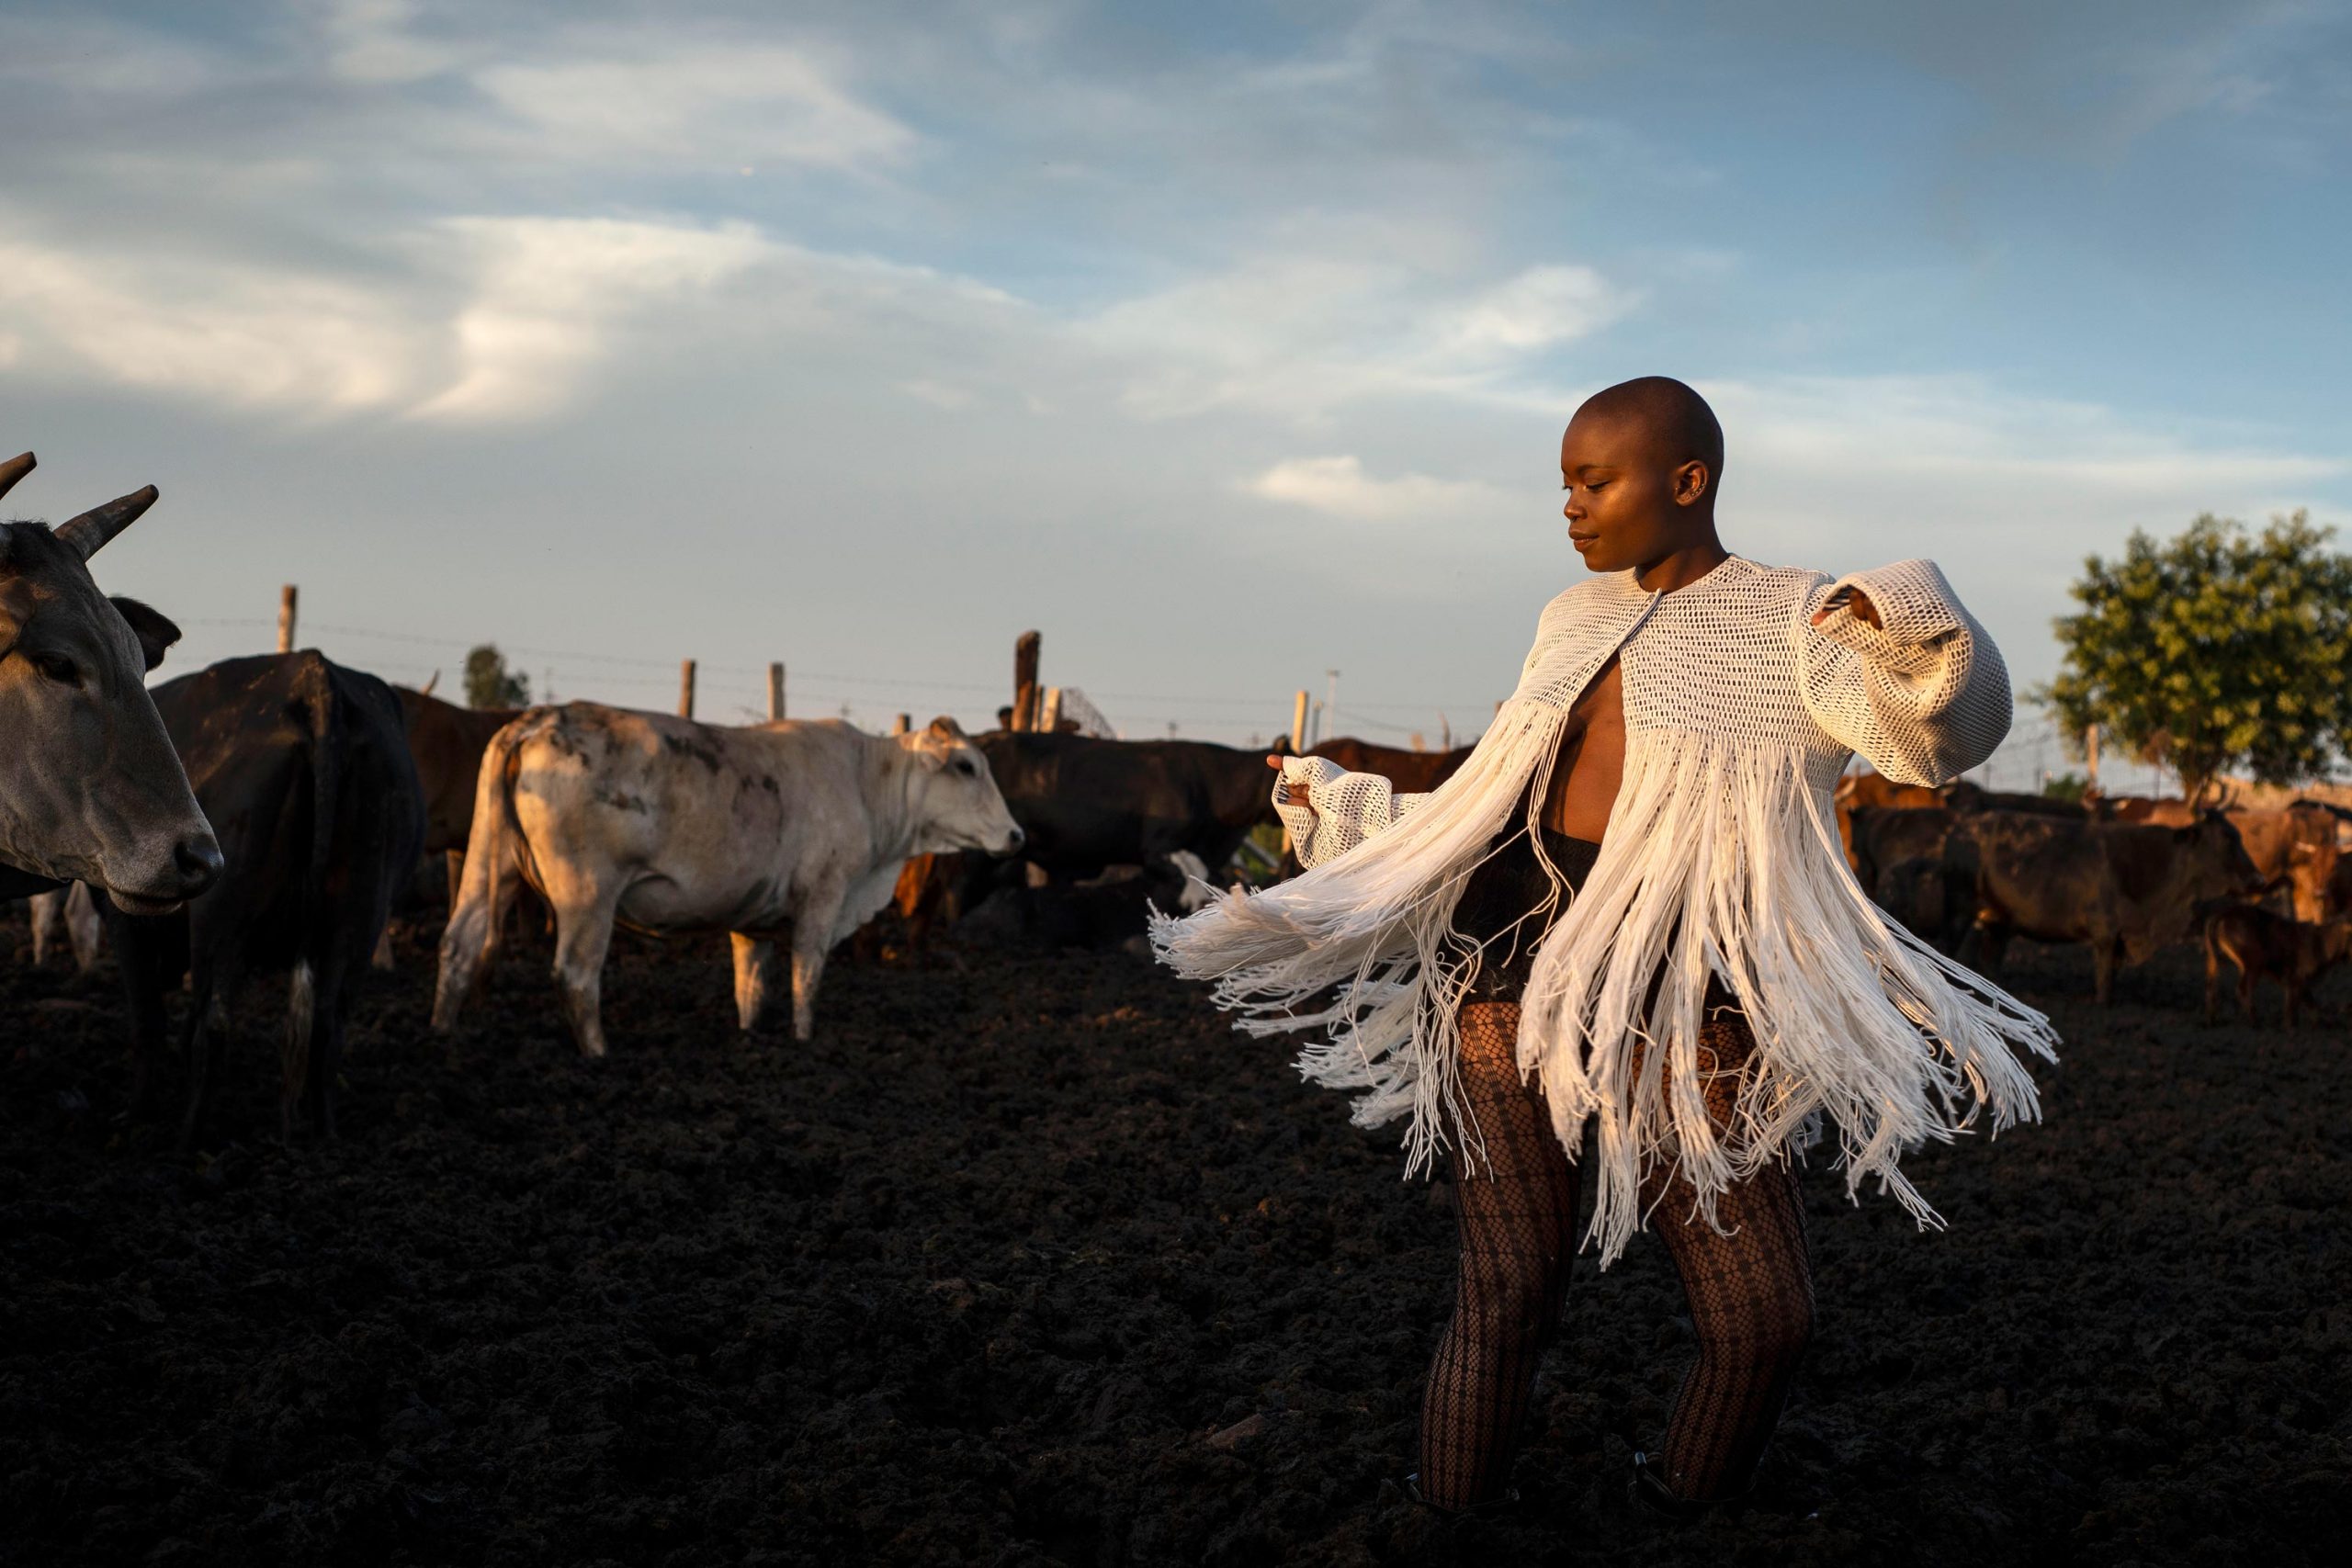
left=174, top=607, right=2289, bottom=794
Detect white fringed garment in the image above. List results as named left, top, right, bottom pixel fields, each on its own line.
left=1151, top=556, right=2059, bottom=1266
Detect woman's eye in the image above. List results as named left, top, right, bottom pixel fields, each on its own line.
left=33, top=654, right=78, bottom=685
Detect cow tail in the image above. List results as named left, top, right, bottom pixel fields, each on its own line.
left=458, top=716, right=527, bottom=949
left=285, top=654, right=340, bottom=1104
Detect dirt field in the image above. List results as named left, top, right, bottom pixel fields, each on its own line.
left=4, top=909, right=2346, bottom=1567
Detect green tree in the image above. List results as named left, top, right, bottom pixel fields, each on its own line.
left=462, top=643, right=530, bottom=710
left=2036, top=511, right=2352, bottom=807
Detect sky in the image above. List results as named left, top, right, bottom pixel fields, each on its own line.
left=3, top=0, right=2347, bottom=788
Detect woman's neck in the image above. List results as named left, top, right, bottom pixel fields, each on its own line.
left=1633, top=536, right=1730, bottom=594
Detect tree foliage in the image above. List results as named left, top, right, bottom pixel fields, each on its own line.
left=462, top=643, right=530, bottom=710
left=2036, top=511, right=2352, bottom=806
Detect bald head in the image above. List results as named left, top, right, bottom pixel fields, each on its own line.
left=1575, top=377, right=1724, bottom=482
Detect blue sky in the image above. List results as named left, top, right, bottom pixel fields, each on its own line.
left=3, top=1, right=2346, bottom=783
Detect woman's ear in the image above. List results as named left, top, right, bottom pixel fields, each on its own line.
left=1673, top=458, right=1712, bottom=507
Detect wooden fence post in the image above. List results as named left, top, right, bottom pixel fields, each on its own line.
left=1289, top=690, right=1310, bottom=752
left=892, top=713, right=910, bottom=736
left=1012, top=630, right=1042, bottom=731
left=678, top=660, right=696, bottom=719
left=277, top=585, right=298, bottom=653
left=2085, top=723, right=2100, bottom=788
left=768, top=662, right=786, bottom=721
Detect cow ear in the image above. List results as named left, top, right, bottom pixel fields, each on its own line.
left=109, top=595, right=182, bottom=672
left=925, top=716, right=966, bottom=740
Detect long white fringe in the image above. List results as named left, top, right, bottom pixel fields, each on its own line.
left=1150, top=706, right=2059, bottom=1269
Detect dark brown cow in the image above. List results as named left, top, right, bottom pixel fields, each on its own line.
left=1959, top=812, right=2262, bottom=1003
left=1832, top=769, right=1942, bottom=870
left=1940, top=780, right=2088, bottom=818
left=396, top=686, right=521, bottom=900
left=1848, top=805, right=1956, bottom=903
left=1307, top=737, right=1475, bottom=795
left=2200, top=900, right=2352, bottom=1027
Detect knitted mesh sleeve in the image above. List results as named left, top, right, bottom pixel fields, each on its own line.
left=1276, top=755, right=1431, bottom=869
left=1795, top=558, right=2010, bottom=787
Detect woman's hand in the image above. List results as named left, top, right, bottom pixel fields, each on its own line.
left=1267, top=754, right=1317, bottom=817
left=1810, top=587, right=1881, bottom=628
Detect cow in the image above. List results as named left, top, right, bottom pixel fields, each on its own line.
left=907, top=730, right=1283, bottom=940
left=1833, top=768, right=1943, bottom=870
left=396, top=684, right=522, bottom=902
left=2224, top=805, right=2339, bottom=922
left=432, top=707, right=1022, bottom=1055
left=104, top=652, right=425, bottom=1147
left=2088, top=794, right=2197, bottom=826
left=0, top=452, right=220, bottom=909
left=1308, top=738, right=1476, bottom=796
left=2200, top=900, right=2352, bottom=1028
left=1956, top=811, right=2263, bottom=1003
left=1940, top=780, right=2088, bottom=818
left=1848, top=805, right=1957, bottom=906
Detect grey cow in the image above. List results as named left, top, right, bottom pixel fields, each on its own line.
left=0, top=452, right=219, bottom=911
left=432, top=706, right=1021, bottom=1055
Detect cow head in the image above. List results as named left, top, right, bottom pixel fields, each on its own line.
left=2177, top=812, right=2263, bottom=900
left=0, top=456, right=221, bottom=911
left=899, top=716, right=1024, bottom=857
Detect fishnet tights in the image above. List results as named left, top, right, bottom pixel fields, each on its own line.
left=1417, top=1000, right=1814, bottom=1509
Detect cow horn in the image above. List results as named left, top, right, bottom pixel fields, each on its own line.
left=54, top=485, right=160, bottom=560
left=421, top=670, right=440, bottom=697
left=0, top=452, right=32, bottom=504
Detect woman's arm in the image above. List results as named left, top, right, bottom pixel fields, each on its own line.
left=1795, top=558, right=2011, bottom=786
left=1272, top=756, right=1430, bottom=869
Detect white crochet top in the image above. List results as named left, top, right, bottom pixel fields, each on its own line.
left=1153, top=555, right=2057, bottom=1265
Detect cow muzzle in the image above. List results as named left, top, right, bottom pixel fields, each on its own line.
left=994, top=824, right=1026, bottom=857
left=110, top=830, right=224, bottom=915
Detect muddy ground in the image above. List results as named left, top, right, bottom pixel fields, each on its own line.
left=3, top=908, right=2346, bottom=1568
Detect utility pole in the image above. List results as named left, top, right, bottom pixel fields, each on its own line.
left=1324, top=669, right=1340, bottom=739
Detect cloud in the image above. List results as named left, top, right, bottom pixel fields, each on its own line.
left=472, top=43, right=917, bottom=172
left=1432, top=265, right=1632, bottom=357
left=413, top=216, right=773, bottom=422
left=0, top=228, right=424, bottom=414
left=1242, top=455, right=1510, bottom=522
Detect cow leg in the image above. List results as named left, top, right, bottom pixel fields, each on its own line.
left=279, top=960, right=316, bottom=1145
left=2092, top=939, right=2119, bottom=1006
left=788, top=884, right=848, bottom=1043
left=730, top=932, right=775, bottom=1033
left=28, top=888, right=60, bottom=966
left=2202, top=934, right=2222, bottom=1025
left=2283, top=979, right=2301, bottom=1031
left=2237, top=967, right=2257, bottom=1022
left=178, top=959, right=242, bottom=1156
left=65, top=882, right=102, bottom=975
left=548, top=884, right=622, bottom=1059
left=370, top=928, right=395, bottom=972
left=446, top=850, right=465, bottom=908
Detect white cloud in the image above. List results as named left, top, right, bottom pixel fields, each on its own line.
left=412, top=217, right=774, bottom=423
left=1243, top=455, right=1510, bottom=522
left=1432, top=265, right=1633, bottom=357
left=0, top=230, right=424, bottom=414
left=473, top=44, right=916, bottom=172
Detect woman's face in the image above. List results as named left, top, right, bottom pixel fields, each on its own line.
left=1559, top=410, right=1711, bottom=574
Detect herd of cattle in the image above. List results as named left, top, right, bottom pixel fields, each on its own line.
left=6, top=450, right=2349, bottom=1157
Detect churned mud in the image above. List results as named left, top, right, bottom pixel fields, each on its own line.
left=3, top=910, right=2346, bottom=1567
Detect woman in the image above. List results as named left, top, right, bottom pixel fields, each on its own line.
left=1153, top=376, right=2057, bottom=1515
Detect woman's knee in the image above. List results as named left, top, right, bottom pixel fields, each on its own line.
left=1698, top=1280, right=1813, bottom=1370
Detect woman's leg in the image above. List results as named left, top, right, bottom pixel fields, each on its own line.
left=1640, top=1010, right=1815, bottom=1503
left=1416, top=999, right=1581, bottom=1509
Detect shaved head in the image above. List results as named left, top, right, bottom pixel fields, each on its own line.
left=1574, top=377, right=1724, bottom=481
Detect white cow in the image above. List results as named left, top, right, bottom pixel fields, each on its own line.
left=431, top=705, right=1022, bottom=1055
left=28, top=881, right=103, bottom=971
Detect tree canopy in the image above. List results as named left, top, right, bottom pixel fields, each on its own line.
left=462, top=643, right=530, bottom=710
left=2036, top=511, right=2352, bottom=807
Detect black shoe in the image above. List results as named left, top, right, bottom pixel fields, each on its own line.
left=1405, top=1472, right=1521, bottom=1516
left=1628, top=1452, right=1706, bottom=1521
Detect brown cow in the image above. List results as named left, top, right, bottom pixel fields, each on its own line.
left=1959, top=812, right=2262, bottom=1003
left=2089, top=794, right=2196, bottom=826
left=397, top=686, right=522, bottom=901
left=2225, top=805, right=2340, bottom=922
left=1848, top=805, right=1956, bottom=901
left=2200, top=900, right=2352, bottom=1027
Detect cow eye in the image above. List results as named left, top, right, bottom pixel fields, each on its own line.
left=954, top=757, right=977, bottom=777
left=31, top=653, right=78, bottom=686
